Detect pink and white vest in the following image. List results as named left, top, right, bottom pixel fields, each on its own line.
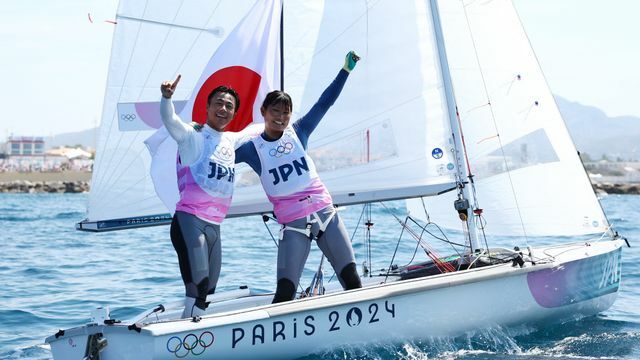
left=175, top=128, right=236, bottom=224
left=251, top=127, right=332, bottom=224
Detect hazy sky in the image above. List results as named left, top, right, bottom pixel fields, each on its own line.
left=1, top=0, right=638, bottom=137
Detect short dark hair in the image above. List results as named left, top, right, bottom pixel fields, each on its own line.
left=261, top=90, right=292, bottom=111
left=208, top=85, right=240, bottom=112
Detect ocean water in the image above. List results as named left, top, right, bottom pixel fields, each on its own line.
left=0, top=193, right=638, bottom=359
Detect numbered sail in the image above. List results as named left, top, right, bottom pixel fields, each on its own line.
left=407, top=0, right=609, bottom=237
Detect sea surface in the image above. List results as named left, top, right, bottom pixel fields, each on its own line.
left=0, top=193, right=638, bottom=359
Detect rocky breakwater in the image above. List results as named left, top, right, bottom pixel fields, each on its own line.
left=0, top=180, right=90, bottom=193
left=593, top=182, right=639, bottom=195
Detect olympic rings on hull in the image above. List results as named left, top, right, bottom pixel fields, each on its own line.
left=166, top=331, right=215, bottom=358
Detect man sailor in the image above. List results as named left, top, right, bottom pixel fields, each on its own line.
left=160, top=75, right=256, bottom=317
left=235, top=51, right=363, bottom=303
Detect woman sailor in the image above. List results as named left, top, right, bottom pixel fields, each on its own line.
left=236, top=51, right=363, bottom=303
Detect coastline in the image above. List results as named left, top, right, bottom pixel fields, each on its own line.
left=0, top=171, right=91, bottom=193
left=0, top=171, right=638, bottom=195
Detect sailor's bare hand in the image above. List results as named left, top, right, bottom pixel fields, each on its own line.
left=161, top=74, right=181, bottom=99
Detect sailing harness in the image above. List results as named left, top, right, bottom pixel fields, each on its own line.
left=279, top=206, right=337, bottom=241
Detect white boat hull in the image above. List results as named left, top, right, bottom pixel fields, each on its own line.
left=46, top=240, right=623, bottom=359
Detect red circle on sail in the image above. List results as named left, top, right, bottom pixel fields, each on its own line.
left=192, top=66, right=261, bottom=132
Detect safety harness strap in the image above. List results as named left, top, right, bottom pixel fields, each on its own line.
left=280, top=207, right=337, bottom=240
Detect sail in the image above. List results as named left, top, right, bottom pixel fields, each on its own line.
left=84, top=0, right=458, bottom=229
left=84, top=1, right=262, bottom=230
left=230, top=0, right=458, bottom=216
left=407, top=0, right=609, bottom=237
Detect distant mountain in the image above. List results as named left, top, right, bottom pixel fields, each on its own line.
left=555, top=96, right=640, bottom=161
left=45, top=127, right=98, bottom=150
left=44, top=96, right=639, bottom=160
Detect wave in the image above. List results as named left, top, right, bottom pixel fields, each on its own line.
left=0, top=309, right=47, bottom=327
left=0, top=343, right=51, bottom=360
left=300, top=323, right=640, bottom=359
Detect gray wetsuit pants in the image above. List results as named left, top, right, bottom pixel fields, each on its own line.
left=274, top=205, right=359, bottom=302
left=170, top=211, right=221, bottom=309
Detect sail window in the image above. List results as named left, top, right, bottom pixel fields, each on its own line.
left=309, top=120, right=398, bottom=172
left=474, top=128, right=559, bottom=177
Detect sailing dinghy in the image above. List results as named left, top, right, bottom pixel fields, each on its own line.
left=46, top=0, right=627, bottom=359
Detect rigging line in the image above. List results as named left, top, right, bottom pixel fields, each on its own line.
left=460, top=2, right=529, bottom=244
left=280, top=1, right=284, bottom=91
left=90, top=0, right=153, bottom=194
left=475, top=213, right=494, bottom=263
left=116, top=14, right=224, bottom=34
left=405, top=216, right=467, bottom=248
left=396, top=216, right=425, bottom=268
left=595, top=225, right=614, bottom=243
left=384, top=213, right=409, bottom=283
left=405, top=217, right=467, bottom=266
left=379, top=203, right=455, bottom=272
left=367, top=203, right=373, bottom=276
left=406, top=227, right=424, bottom=265
left=419, top=197, right=431, bottom=223
left=575, top=150, right=615, bottom=235
left=283, top=0, right=384, bottom=78
left=327, top=204, right=368, bottom=283
left=261, top=218, right=279, bottom=248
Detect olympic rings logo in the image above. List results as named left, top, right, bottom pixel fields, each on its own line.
left=268, top=142, right=293, bottom=157
left=120, top=113, right=137, bottom=121
left=214, top=146, right=232, bottom=160
left=166, top=331, right=215, bottom=358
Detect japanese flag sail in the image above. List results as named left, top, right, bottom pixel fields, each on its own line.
left=145, top=0, right=281, bottom=213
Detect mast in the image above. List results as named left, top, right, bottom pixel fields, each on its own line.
left=428, top=0, right=482, bottom=253
left=279, top=1, right=284, bottom=91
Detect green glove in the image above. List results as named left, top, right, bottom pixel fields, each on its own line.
left=343, top=50, right=360, bottom=72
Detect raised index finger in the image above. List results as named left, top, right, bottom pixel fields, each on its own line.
left=172, top=74, right=182, bottom=88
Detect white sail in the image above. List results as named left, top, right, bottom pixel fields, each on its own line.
left=407, top=0, right=609, bottom=237
left=86, top=1, right=261, bottom=229
left=230, top=0, right=458, bottom=216
left=85, top=0, right=458, bottom=228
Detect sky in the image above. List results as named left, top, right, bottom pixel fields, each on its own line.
left=0, top=0, right=639, bottom=137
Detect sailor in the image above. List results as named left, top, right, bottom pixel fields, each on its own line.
left=236, top=51, right=363, bottom=303
left=160, top=75, right=255, bottom=317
